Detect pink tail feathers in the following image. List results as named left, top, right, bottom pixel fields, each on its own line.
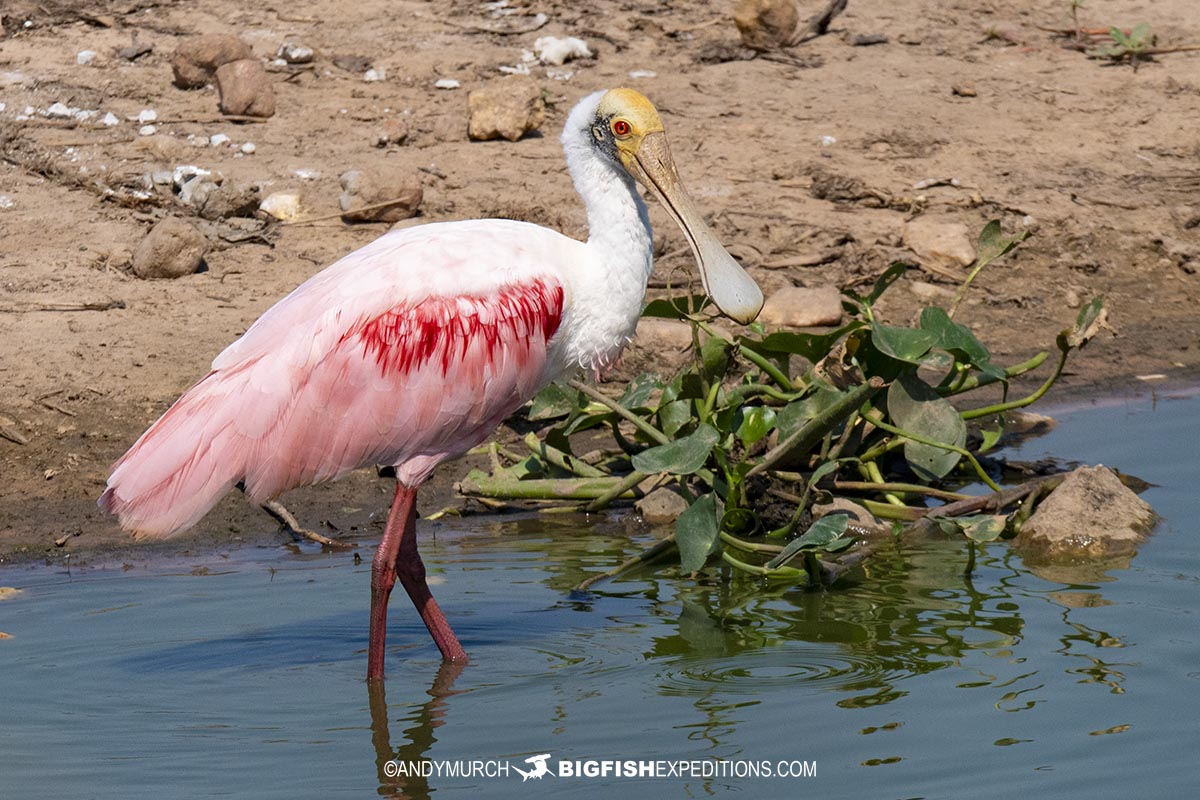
left=99, top=372, right=248, bottom=538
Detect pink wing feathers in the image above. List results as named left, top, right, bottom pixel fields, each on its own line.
left=100, top=220, right=574, bottom=537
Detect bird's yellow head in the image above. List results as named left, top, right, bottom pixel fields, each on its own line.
left=589, top=88, right=763, bottom=325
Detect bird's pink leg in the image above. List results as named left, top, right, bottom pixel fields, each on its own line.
left=368, top=483, right=467, bottom=680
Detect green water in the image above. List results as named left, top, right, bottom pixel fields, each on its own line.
left=1, top=390, right=1197, bottom=798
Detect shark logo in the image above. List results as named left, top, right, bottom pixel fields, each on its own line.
left=514, top=753, right=554, bottom=781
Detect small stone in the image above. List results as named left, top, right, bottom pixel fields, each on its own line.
left=259, top=191, right=303, bottom=222
left=951, top=81, right=977, bottom=97
left=209, top=133, right=231, bottom=147
left=338, top=168, right=423, bottom=223
left=903, top=217, right=976, bottom=269
left=533, top=36, right=592, bottom=66
left=467, top=77, right=545, bottom=142
left=172, top=33, right=254, bottom=89
left=76, top=50, right=98, bottom=66
left=101, top=111, right=120, bottom=126
left=0, top=195, right=14, bottom=210
left=734, top=0, right=800, bottom=51
left=636, top=487, right=691, bottom=525
left=908, top=280, right=956, bottom=303
left=1017, top=466, right=1157, bottom=560
left=132, top=217, right=209, bottom=279
left=215, top=59, right=276, bottom=118
left=374, top=117, right=409, bottom=147
left=363, top=68, right=386, bottom=82
left=240, top=142, right=256, bottom=154
left=138, top=124, right=157, bottom=136
left=185, top=181, right=260, bottom=221
left=434, top=78, right=460, bottom=90
left=276, top=42, right=314, bottom=64
left=757, top=285, right=843, bottom=328
left=45, top=102, right=76, bottom=119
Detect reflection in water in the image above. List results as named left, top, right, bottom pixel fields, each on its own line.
left=369, top=661, right=466, bottom=799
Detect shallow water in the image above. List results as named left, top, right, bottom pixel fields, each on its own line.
left=2, top=389, right=1197, bottom=799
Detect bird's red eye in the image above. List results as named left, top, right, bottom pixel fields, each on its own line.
left=612, top=119, right=631, bottom=137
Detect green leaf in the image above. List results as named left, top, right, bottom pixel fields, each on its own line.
left=677, top=493, right=720, bottom=573
left=872, top=324, right=938, bottom=364
left=887, top=371, right=967, bottom=480
left=631, top=423, right=720, bottom=475
left=978, top=426, right=1003, bottom=453
left=528, top=383, right=578, bottom=421
left=934, top=513, right=1007, bottom=542
left=974, top=220, right=1029, bottom=272
left=735, top=406, right=777, bottom=446
left=919, top=306, right=1005, bottom=380
left=764, top=514, right=850, bottom=570
left=775, top=386, right=847, bottom=442
left=746, top=321, right=864, bottom=362
left=844, top=262, right=910, bottom=308
left=642, top=295, right=710, bottom=320
left=618, top=372, right=663, bottom=410
left=657, top=399, right=692, bottom=437
left=699, top=335, right=731, bottom=382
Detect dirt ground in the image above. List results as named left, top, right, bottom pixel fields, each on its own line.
left=1, top=0, right=1197, bottom=565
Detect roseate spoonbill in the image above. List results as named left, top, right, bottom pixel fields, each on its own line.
left=99, top=88, right=763, bottom=679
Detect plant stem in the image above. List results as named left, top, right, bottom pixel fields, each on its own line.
left=960, top=348, right=1068, bottom=420
left=584, top=470, right=650, bottom=512
left=568, top=379, right=669, bottom=445
left=832, top=480, right=971, bottom=501
left=720, top=531, right=785, bottom=554
left=721, top=549, right=806, bottom=579
left=862, top=410, right=1002, bottom=492
left=748, top=377, right=886, bottom=478
left=865, top=459, right=906, bottom=506
left=575, top=535, right=678, bottom=591
left=457, top=474, right=641, bottom=500
left=945, top=351, right=1048, bottom=395
left=860, top=498, right=925, bottom=521
left=523, top=432, right=607, bottom=478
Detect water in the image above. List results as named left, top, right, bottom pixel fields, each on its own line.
left=2, top=389, right=1197, bottom=798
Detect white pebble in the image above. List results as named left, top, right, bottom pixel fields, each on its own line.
left=138, top=124, right=157, bottom=136
left=0, top=195, right=15, bottom=210
left=276, top=43, right=314, bottom=64
left=0, top=102, right=6, bottom=112
left=259, top=191, right=303, bottom=221
left=240, top=142, right=256, bottom=154
left=45, top=102, right=76, bottom=119
left=102, top=112, right=120, bottom=126
left=76, top=50, right=98, bottom=66
left=534, top=36, right=592, bottom=66
left=628, top=69, right=657, bottom=79
left=137, top=109, right=158, bottom=124
left=209, top=133, right=231, bottom=147
left=820, top=135, right=838, bottom=147
left=363, top=68, right=386, bottom=82
left=434, top=78, right=460, bottom=90
left=293, top=168, right=321, bottom=180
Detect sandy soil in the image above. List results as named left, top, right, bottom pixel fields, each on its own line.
left=1, top=0, right=1197, bottom=564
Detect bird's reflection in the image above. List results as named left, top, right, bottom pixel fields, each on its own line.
left=369, top=661, right=467, bottom=798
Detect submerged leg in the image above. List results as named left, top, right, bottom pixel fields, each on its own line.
left=368, top=483, right=467, bottom=680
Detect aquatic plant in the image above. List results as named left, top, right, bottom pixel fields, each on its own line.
left=458, top=221, right=1109, bottom=586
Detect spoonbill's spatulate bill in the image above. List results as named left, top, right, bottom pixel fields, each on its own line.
left=99, top=88, right=763, bottom=679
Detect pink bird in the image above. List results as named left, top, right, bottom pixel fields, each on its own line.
left=99, top=88, right=763, bottom=680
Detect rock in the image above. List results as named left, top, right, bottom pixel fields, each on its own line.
left=1017, top=466, right=1156, bottom=559
left=172, top=34, right=254, bottom=89
left=186, top=181, right=261, bottom=220
left=132, top=217, right=208, bottom=279
left=734, top=0, right=800, bottom=51
left=76, top=50, right=98, bottom=66
left=338, top=168, right=423, bottom=223
left=374, top=117, right=409, bottom=147
left=468, top=78, right=545, bottom=142
left=533, top=36, right=592, bottom=66
left=908, top=279, right=956, bottom=303
left=903, top=217, right=976, bottom=270
left=757, top=285, right=843, bottom=328
left=215, top=59, right=276, bottom=117
left=636, top=487, right=690, bottom=525
left=259, top=191, right=303, bottom=222
left=951, top=81, right=977, bottom=97
left=276, top=42, right=314, bottom=64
